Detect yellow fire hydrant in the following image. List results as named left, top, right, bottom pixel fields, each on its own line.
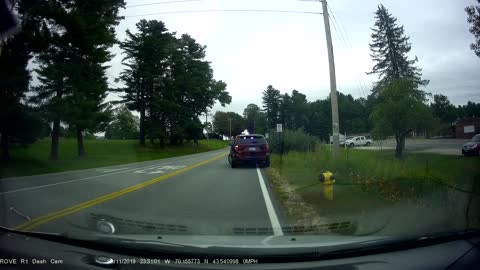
left=319, top=171, right=335, bottom=200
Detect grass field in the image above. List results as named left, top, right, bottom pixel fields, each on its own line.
left=0, top=138, right=228, bottom=178
left=271, top=146, right=480, bottom=189
left=267, top=146, right=480, bottom=229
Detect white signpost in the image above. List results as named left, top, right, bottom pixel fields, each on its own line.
left=276, top=124, right=283, bottom=133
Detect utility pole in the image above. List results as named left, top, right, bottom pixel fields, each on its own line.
left=321, top=0, right=340, bottom=160
left=229, top=118, right=232, bottom=139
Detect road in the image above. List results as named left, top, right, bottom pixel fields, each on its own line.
left=0, top=148, right=287, bottom=236
left=356, top=138, right=470, bottom=155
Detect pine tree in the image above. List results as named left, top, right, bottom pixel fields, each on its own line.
left=261, top=85, right=282, bottom=129
left=466, top=1, right=480, bottom=57
left=278, top=93, right=292, bottom=129
left=0, top=33, right=30, bottom=160
left=368, top=4, right=428, bottom=90
left=30, top=47, right=70, bottom=160
left=0, top=0, right=49, bottom=160
left=118, top=22, right=231, bottom=146
left=32, top=0, right=125, bottom=157
left=118, top=20, right=174, bottom=146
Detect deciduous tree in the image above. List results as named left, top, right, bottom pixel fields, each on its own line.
left=371, top=79, right=432, bottom=158
left=105, top=106, right=139, bottom=140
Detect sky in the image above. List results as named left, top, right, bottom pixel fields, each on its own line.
left=106, top=0, right=480, bottom=116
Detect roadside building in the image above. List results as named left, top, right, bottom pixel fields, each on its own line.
left=453, top=117, right=480, bottom=139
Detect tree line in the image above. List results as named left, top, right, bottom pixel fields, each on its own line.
left=2, top=2, right=479, bottom=161
left=212, top=88, right=479, bottom=140
left=213, top=4, right=480, bottom=158
left=0, top=1, right=230, bottom=161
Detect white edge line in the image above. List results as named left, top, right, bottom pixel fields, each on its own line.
left=256, top=166, right=284, bottom=236
left=0, top=163, right=162, bottom=195
left=0, top=148, right=227, bottom=181
left=0, top=154, right=213, bottom=195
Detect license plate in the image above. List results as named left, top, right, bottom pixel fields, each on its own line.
left=249, top=147, right=256, bottom=151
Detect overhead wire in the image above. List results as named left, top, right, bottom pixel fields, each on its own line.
left=126, top=0, right=200, bottom=8
left=327, top=0, right=352, bottom=47
left=329, top=1, right=370, bottom=98
left=327, top=3, right=348, bottom=49
left=41, top=2, right=324, bottom=92
left=326, top=1, right=370, bottom=99
left=124, top=9, right=322, bottom=18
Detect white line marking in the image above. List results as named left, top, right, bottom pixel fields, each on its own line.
left=256, top=166, right=283, bottom=236
left=0, top=149, right=225, bottom=181
left=0, top=151, right=225, bottom=194
left=95, top=168, right=129, bottom=173
left=0, top=163, right=161, bottom=195
left=134, top=165, right=185, bottom=174
left=147, top=170, right=165, bottom=174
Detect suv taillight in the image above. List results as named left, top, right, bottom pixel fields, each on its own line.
left=260, top=144, right=269, bottom=152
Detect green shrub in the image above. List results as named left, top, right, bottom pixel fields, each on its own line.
left=267, top=129, right=318, bottom=153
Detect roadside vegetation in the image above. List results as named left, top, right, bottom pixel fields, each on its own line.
left=2, top=1, right=480, bottom=165
left=0, top=139, right=228, bottom=178
left=267, top=147, right=480, bottom=230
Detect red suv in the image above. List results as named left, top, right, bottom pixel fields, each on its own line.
left=228, top=134, right=270, bottom=168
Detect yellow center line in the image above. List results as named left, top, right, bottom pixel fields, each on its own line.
left=14, top=152, right=228, bottom=232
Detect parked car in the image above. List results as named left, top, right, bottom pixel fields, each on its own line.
left=228, top=134, right=270, bottom=168
left=345, top=136, right=373, bottom=147
left=462, top=134, right=480, bottom=157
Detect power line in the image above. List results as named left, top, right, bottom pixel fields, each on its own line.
left=323, top=1, right=365, bottom=99
left=45, top=35, right=122, bottom=90
left=326, top=3, right=348, bottom=48
left=125, top=9, right=322, bottom=18
left=326, top=1, right=369, bottom=99
left=126, top=0, right=200, bottom=8
left=328, top=0, right=352, bottom=48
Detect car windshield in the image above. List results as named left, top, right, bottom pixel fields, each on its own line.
left=237, top=136, right=267, bottom=144
left=1, top=0, right=480, bottom=258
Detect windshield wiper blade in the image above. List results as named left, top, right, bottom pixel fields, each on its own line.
left=0, top=225, right=63, bottom=239
left=0, top=225, right=191, bottom=256
left=320, top=229, right=480, bottom=260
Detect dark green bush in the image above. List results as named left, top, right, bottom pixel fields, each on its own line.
left=267, top=128, right=318, bottom=153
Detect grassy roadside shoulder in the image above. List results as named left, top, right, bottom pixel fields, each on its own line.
left=266, top=146, right=480, bottom=233
left=0, top=139, right=228, bottom=178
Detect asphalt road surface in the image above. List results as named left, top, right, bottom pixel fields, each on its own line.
left=0, top=148, right=287, bottom=236
left=356, top=139, right=471, bottom=155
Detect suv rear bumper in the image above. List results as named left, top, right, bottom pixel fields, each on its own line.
left=231, top=153, right=269, bottom=163
left=462, top=149, right=479, bottom=156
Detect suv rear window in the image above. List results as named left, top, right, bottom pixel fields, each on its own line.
left=236, top=136, right=266, bottom=144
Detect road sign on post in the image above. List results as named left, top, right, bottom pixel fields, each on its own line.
left=276, top=124, right=283, bottom=133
